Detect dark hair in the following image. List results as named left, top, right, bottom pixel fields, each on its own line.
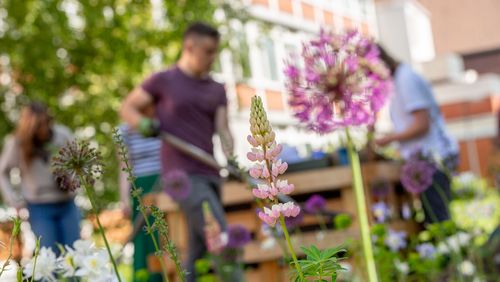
left=16, top=101, right=53, bottom=166
left=376, top=43, right=399, bottom=74
left=183, top=22, right=220, bottom=41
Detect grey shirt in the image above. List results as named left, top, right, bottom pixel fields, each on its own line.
left=0, top=125, right=75, bottom=205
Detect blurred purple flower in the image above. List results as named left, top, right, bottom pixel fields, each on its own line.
left=304, top=194, right=327, bottom=214
left=226, top=224, right=251, bottom=249
left=416, top=243, right=436, bottom=259
left=401, top=202, right=412, bottom=220
left=284, top=209, right=304, bottom=229
left=163, top=169, right=191, bottom=200
left=385, top=229, right=407, bottom=252
left=400, top=159, right=436, bottom=195
left=371, top=180, right=391, bottom=198
left=284, top=29, right=391, bottom=134
left=372, top=201, right=391, bottom=223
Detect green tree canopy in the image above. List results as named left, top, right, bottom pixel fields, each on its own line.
left=0, top=0, right=225, bottom=207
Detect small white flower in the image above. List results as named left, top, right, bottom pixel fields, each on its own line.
left=459, top=260, right=475, bottom=276
left=74, top=249, right=110, bottom=278
left=72, top=239, right=97, bottom=267
left=57, top=246, right=77, bottom=277
left=23, top=247, right=58, bottom=282
left=93, top=272, right=120, bottom=282
left=437, top=242, right=449, bottom=254
left=394, top=260, right=409, bottom=275
left=456, top=232, right=471, bottom=247
left=446, top=236, right=461, bottom=253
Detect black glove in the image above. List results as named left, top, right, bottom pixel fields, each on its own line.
left=138, top=118, right=161, bottom=137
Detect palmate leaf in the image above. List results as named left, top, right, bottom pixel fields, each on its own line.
left=295, top=245, right=347, bottom=281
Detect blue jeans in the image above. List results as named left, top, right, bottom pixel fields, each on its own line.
left=27, top=200, right=81, bottom=254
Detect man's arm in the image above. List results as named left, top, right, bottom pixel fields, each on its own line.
left=376, top=109, right=430, bottom=146
left=120, top=87, right=154, bottom=130
left=215, top=105, right=234, bottom=159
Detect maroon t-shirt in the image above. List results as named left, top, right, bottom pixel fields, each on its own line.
left=141, top=66, right=227, bottom=176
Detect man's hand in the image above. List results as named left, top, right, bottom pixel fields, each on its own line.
left=138, top=118, right=161, bottom=137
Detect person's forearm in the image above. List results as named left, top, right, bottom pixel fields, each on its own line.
left=120, top=103, right=144, bottom=130
left=390, top=122, right=429, bottom=142
left=0, top=173, right=17, bottom=206
left=219, top=129, right=234, bottom=158
left=120, top=88, right=149, bottom=130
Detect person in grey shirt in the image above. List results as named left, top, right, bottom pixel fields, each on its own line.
left=0, top=102, right=80, bottom=253
left=376, top=46, right=459, bottom=223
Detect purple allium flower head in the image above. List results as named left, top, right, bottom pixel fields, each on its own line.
left=52, top=140, right=103, bottom=192
left=385, top=229, right=407, bottom=252
left=284, top=29, right=392, bottom=134
left=416, top=243, right=436, bottom=259
left=163, top=169, right=191, bottom=200
left=372, top=201, right=391, bottom=223
left=304, top=194, right=327, bottom=214
left=400, top=159, right=437, bottom=195
left=226, top=224, right=251, bottom=249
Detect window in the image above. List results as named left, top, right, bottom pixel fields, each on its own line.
left=230, top=32, right=252, bottom=80
left=259, top=37, right=278, bottom=81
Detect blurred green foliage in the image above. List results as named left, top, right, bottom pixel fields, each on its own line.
left=0, top=0, right=231, bottom=208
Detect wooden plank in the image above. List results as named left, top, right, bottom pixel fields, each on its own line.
left=226, top=210, right=260, bottom=233
left=242, top=229, right=359, bottom=263
left=155, top=162, right=402, bottom=212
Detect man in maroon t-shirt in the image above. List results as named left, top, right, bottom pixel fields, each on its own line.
left=120, top=22, right=237, bottom=281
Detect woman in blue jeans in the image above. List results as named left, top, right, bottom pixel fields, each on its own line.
left=0, top=102, right=80, bottom=253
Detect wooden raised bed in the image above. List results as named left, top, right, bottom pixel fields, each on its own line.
left=144, top=161, right=418, bottom=281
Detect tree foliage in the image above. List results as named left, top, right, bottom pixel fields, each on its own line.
left=0, top=0, right=220, bottom=207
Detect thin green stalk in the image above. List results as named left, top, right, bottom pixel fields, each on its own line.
left=138, top=205, right=170, bottom=282
left=151, top=206, right=184, bottom=282
left=279, top=216, right=304, bottom=281
left=346, top=129, right=378, bottom=282
left=82, top=181, right=122, bottom=282
left=315, top=213, right=328, bottom=233
left=114, top=130, right=176, bottom=281
left=30, top=238, right=40, bottom=282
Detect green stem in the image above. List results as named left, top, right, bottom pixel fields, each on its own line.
left=115, top=130, right=177, bottom=281
left=141, top=206, right=171, bottom=282
left=346, top=129, right=378, bottom=282
left=316, top=213, right=328, bottom=233
left=82, top=182, right=122, bottom=282
left=279, top=216, right=304, bottom=281
left=30, top=238, right=40, bottom=282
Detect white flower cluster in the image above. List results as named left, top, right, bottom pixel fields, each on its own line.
left=23, top=240, right=118, bottom=282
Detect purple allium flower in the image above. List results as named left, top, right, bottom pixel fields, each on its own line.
left=385, top=229, right=407, bottom=252
left=416, top=243, right=436, bottom=259
left=400, top=159, right=437, bottom=194
left=372, top=201, right=391, bottom=223
left=304, top=194, right=327, bottom=214
left=52, top=140, right=103, bottom=191
left=371, top=180, right=391, bottom=199
left=283, top=29, right=391, bottom=134
left=162, top=169, right=191, bottom=200
left=226, top=224, right=251, bottom=249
